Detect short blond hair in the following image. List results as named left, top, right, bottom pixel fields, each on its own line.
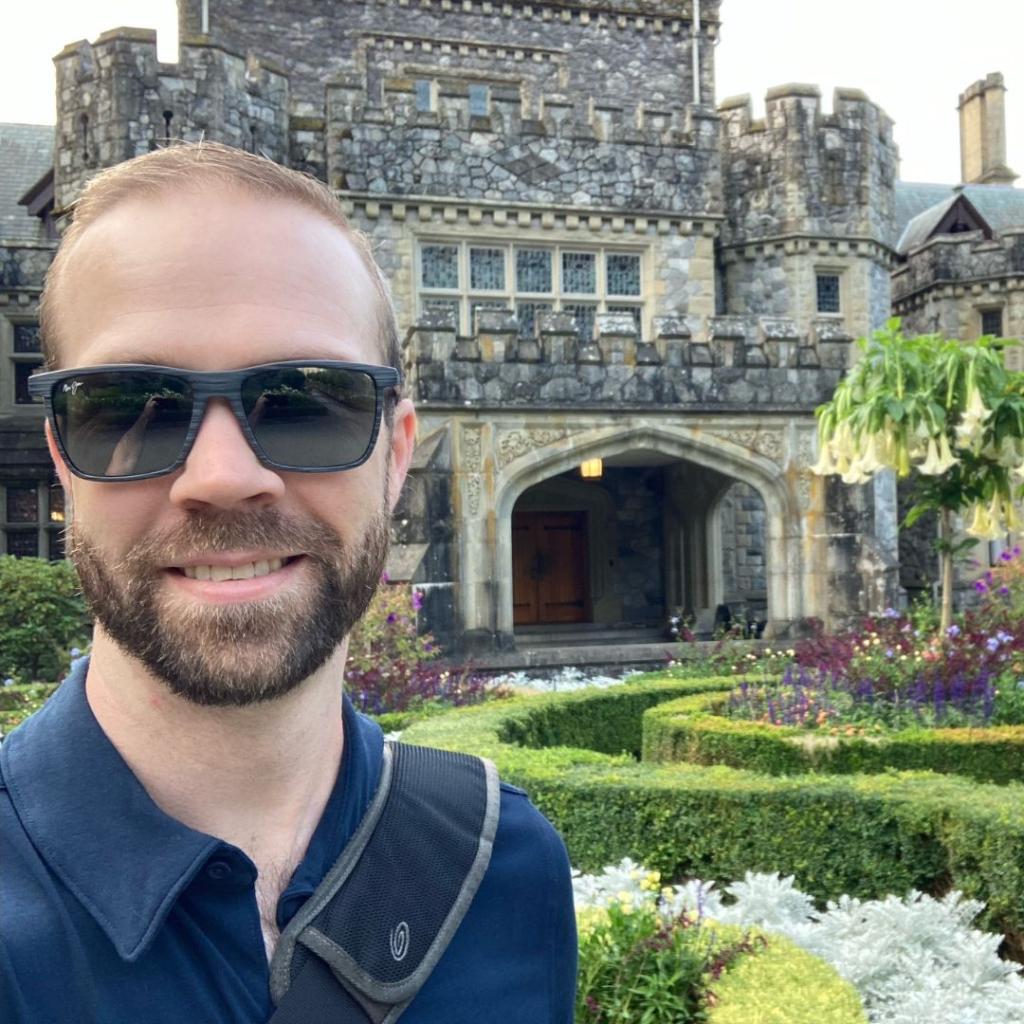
left=40, top=141, right=401, bottom=382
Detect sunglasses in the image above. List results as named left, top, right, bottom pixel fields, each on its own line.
left=28, top=361, right=401, bottom=482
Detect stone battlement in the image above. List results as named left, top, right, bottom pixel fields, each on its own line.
left=893, top=229, right=1024, bottom=306
left=718, top=85, right=898, bottom=247
left=408, top=309, right=850, bottom=408
left=52, top=29, right=290, bottom=211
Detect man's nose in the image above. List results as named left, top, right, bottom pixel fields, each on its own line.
left=168, top=398, right=286, bottom=510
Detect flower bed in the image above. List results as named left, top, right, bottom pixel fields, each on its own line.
left=400, top=675, right=1024, bottom=958
left=576, top=859, right=1023, bottom=1024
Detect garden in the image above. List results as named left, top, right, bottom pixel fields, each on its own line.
left=5, top=323, right=1024, bottom=1021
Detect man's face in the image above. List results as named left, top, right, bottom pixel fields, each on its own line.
left=50, top=187, right=415, bottom=705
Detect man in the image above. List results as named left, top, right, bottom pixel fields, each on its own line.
left=0, top=142, right=577, bottom=1022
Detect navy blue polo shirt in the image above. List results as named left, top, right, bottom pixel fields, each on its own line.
left=0, top=659, right=577, bottom=1022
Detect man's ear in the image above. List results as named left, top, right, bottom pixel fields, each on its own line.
left=387, top=398, right=417, bottom=512
left=44, top=419, right=73, bottom=492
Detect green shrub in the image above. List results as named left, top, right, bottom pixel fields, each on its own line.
left=706, top=925, right=867, bottom=1024
left=401, top=673, right=1024, bottom=955
left=0, top=682, right=59, bottom=737
left=0, top=557, right=91, bottom=684
left=642, top=691, right=1024, bottom=786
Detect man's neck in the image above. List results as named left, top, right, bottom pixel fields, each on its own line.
left=83, top=630, right=346, bottom=917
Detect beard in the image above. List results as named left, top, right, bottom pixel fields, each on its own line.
left=68, top=503, right=390, bottom=707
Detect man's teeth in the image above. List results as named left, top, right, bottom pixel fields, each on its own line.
left=182, top=557, right=286, bottom=581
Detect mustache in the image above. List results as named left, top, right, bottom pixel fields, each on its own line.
left=81, top=508, right=346, bottom=572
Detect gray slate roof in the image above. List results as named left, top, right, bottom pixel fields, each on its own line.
left=0, top=123, right=54, bottom=245
left=895, top=181, right=1024, bottom=254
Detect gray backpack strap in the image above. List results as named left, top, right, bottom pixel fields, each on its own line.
left=268, top=741, right=501, bottom=1024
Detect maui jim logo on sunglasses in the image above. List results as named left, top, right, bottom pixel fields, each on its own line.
left=29, top=360, right=401, bottom=482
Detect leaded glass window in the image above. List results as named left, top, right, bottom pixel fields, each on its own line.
left=469, top=84, right=489, bottom=117
left=562, top=252, right=596, bottom=294
left=516, top=301, right=553, bottom=339
left=982, top=309, right=1004, bottom=337
left=563, top=303, right=597, bottom=343
left=606, top=254, right=641, bottom=296
left=516, top=249, right=552, bottom=293
left=421, top=245, right=459, bottom=289
left=816, top=273, right=841, bottom=314
left=418, top=242, right=644, bottom=341
left=6, top=484, right=37, bottom=523
left=48, top=484, right=65, bottom=524
left=15, top=363, right=40, bottom=404
left=415, top=79, right=433, bottom=113
left=470, top=248, right=505, bottom=291
left=6, top=531, right=37, bottom=557
left=13, top=322, right=41, bottom=353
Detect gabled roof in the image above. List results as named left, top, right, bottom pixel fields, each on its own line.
left=895, top=182, right=1024, bottom=255
left=0, top=123, right=54, bottom=245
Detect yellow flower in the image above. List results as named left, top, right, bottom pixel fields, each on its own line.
left=966, top=500, right=1000, bottom=539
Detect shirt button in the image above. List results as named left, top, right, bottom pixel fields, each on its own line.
left=206, top=859, right=233, bottom=882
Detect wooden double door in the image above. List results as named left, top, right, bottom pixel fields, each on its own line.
left=512, top=511, right=590, bottom=625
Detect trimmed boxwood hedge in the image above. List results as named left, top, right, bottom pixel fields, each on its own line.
left=706, top=923, right=866, bottom=1024
left=401, top=674, right=1024, bottom=956
left=642, top=690, right=1024, bottom=786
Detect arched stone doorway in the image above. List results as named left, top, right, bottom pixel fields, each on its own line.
left=493, top=425, right=794, bottom=645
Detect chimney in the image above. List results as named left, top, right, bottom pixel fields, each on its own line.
left=958, top=73, right=1018, bottom=186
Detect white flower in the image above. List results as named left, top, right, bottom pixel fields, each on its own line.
left=917, top=433, right=959, bottom=476
left=955, top=386, right=992, bottom=453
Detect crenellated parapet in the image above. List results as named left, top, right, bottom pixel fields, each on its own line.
left=718, top=85, right=898, bottom=249
left=52, top=28, right=290, bottom=212
left=893, top=229, right=1024, bottom=305
left=327, top=68, right=721, bottom=212
left=406, top=309, right=847, bottom=408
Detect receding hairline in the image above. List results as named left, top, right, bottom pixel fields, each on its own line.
left=39, top=143, right=401, bottom=377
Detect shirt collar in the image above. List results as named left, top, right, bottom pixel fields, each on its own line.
left=0, top=657, right=377, bottom=963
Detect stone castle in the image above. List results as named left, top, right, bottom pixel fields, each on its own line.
left=1, top=0, right=1022, bottom=654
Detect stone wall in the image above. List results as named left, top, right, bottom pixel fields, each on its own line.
left=600, top=467, right=666, bottom=624
left=893, top=231, right=1024, bottom=352
left=719, top=481, right=767, bottom=611
left=718, top=86, right=897, bottom=247
left=179, top=0, right=721, bottom=115
left=53, top=29, right=290, bottom=211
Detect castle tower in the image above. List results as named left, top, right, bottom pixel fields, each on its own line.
left=958, top=73, right=1018, bottom=186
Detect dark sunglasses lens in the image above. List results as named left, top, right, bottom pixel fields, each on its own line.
left=52, top=372, right=193, bottom=478
left=241, top=366, right=379, bottom=469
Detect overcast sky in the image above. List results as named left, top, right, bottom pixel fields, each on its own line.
left=1, top=0, right=1021, bottom=185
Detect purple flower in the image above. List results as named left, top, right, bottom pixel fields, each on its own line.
left=975, top=580, right=988, bottom=593
left=1000, top=586, right=1011, bottom=597
left=411, top=590, right=424, bottom=611
left=986, top=637, right=1000, bottom=653
left=882, top=607, right=899, bottom=619
left=946, top=624, right=961, bottom=638
left=885, top=648, right=894, bottom=658
left=1002, top=550, right=1015, bottom=562
left=386, top=613, right=398, bottom=625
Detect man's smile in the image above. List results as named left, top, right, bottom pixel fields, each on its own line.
left=164, top=552, right=306, bottom=602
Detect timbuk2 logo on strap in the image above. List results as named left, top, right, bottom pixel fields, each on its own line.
left=389, top=922, right=409, bottom=963
left=268, top=742, right=500, bottom=1024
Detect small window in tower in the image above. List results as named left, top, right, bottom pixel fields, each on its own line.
left=562, top=252, right=597, bottom=295
left=982, top=308, right=1004, bottom=337
left=469, top=248, right=505, bottom=291
left=816, top=273, right=841, bottom=314
left=420, top=245, right=459, bottom=289
left=468, top=84, right=489, bottom=117
left=415, top=79, right=434, bottom=113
